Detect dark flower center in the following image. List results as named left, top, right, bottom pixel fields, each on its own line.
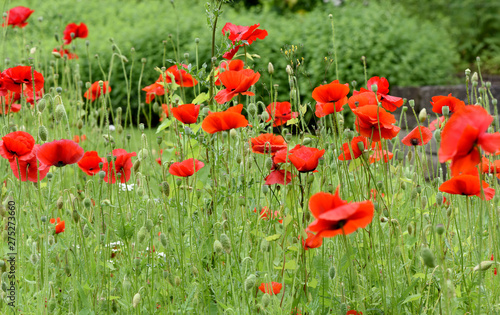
left=56, top=161, right=65, bottom=167
left=410, top=138, right=419, bottom=145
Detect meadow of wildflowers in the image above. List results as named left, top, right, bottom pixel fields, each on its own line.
left=0, top=1, right=499, bottom=314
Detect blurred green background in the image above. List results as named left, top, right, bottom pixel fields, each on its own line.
left=2, top=0, right=499, bottom=124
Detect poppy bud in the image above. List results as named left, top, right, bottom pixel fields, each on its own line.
left=260, top=238, right=270, bottom=252
left=161, top=181, right=170, bottom=196
left=441, top=106, right=450, bottom=118
left=268, top=62, right=274, bottom=75
left=420, top=247, right=436, bottom=268
left=434, top=129, right=441, bottom=142
left=132, top=292, right=141, bottom=308
left=235, top=154, right=242, bottom=164
left=138, top=148, right=148, bottom=161
left=244, top=274, right=257, bottom=291
left=83, top=224, right=91, bottom=238
left=220, top=233, right=232, bottom=254
left=493, top=99, right=498, bottom=106
left=47, top=172, right=53, bottom=180
left=145, top=219, right=154, bottom=232
left=57, top=196, right=64, bottom=209
left=133, top=160, right=141, bottom=172
left=286, top=65, right=293, bottom=76
left=38, top=125, right=48, bottom=142
left=137, top=226, right=147, bottom=243
left=72, top=209, right=80, bottom=223
left=55, top=104, right=67, bottom=121
left=262, top=185, right=270, bottom=194
left=262, top=293, right=271, bottom=307
left=421, top=196, right=427, bottom=209
left=214, top=240, right=223, bottom=255
left=436, top=224, right=445, bottom=235
left=248, top=103, right=257, bottom=117
left=418, top=108, right=427, bottom=123
left=174, top=276, right=181, bottom=286
left=284, top=133, right=292, bottom=142
left=160, top=232, right=168, bottom=247
left=48, top=235, right=55, bottom=246
left=134, top=257, right=141, bottom=267
left=473, top=261, right=495, bottom=272
left=329, top=266, right=336, bottom=280
left=156, top=136, right=163, bottom=146
left=303, top=137, right=312, bottom=145
left=436, top=192, right=443, bottom=206
left=261, top=111, right=269, bottom=122
left=472, top=72, right=478, bottom=83
left=465, top=68, right=471, bottom=77
left=41, top=216, right=47, bottom=223
left=265, top=157, right=273, bottom=170
left=407, top=223, right=413, bottom=235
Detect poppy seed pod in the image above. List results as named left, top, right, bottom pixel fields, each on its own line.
left=436, top=224, right=445, bottom=235
left=98, top=170, right=106, bottom=180
left=262, top=185, right=270, bottom=194
left=132, top=293, right=141, bottom=308
left=214, top=240, right=223, bottom=255
left=38, top=125, right=48, bottom=142
left=244, top=274, right=257, bottom=291
left=421, top=247, right=436, bottom=268
left=220, top=234, right=232, bottom=254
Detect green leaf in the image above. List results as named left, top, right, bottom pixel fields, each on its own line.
left=156, top=119, right=173, bottom=134
left=299, top=104, right=308, bottom=115
left=402, top=294, right=421, bottom=304
left=265, top=233, right=281, bottom=242
left=349, top=158, right=363, bottom=171
left=274, top=259, right=297, bottom=270
left=283, top=216, right=293, bottom=228
left=192, top=92, right=209, bottom=105
left=286, top=118, right=299, bottom=125
left=307, top=278, right=318, bottom=288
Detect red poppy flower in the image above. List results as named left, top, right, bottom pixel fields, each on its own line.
left=302, top=231, right=323, bottom=250
left=401, top=126, right=432, bottom=146
left=9, top=144, right=50, bottom=182
left=0, top=102, right=21, bottom=114
left=62, top=23, right=88, bottom=45
left=165, top=65, right=198, bottom=87
left=346, top=311, right=363, bottom=315
left=77, top=151, right=102, bottom=176
left=168, top=158, right=204, bottom=177
left=50, top=217, right=65, bottom=234
left=366, top=76, right=403, bottom=112
left=202, top=104, right=248, bottom=133
left=84, top=81, right=111, bottom=101
left=37, top=139, right=84, bottom=167
left=481, top=156, right=500, bottom=178
left=2, top=6, right=34, bottom=28
left=0, top=131, right=35, bottom=162
left=254, top=207, right=283, bottom=223
left=439, top=105, right=500, bottom=175
left=215, top=69, right=260, bottom=104
left=429, top=116, right=445, bottom=132
left=313, top=80, right=350, bottom=118
left=430, top=93, right=465, bottom=115
left=287, top=144, right=325, bottom=173
left=338, top=136, right=373, bottom=160
left=265, top=169, right=293, bottom=185
left=215, top=59, right=245, bottom=86
left=72, top=134, right=86, bottom=143
left=221, top=23, right=268, bottom=59
left=23, top=88, right=43, bottom=106
left=159, top=104, right=172, bottom=121
left=156, top=149, right=163, bottom=165
left=258, top=282, right=282, bottom=295
left=306, top=189, right=374, bottom=246
left=102, top=149, right=136, bottom=183
left=171, top=103, right=200, bottom=124
left=2, top=66, right=44, bottom=93
left=348, top=91, right=379, bottom=110
left=265, top=101, right=298, bottom=127
left=142, top=82, right=165, bottom=104
left=439, top=174, right=495, bottom=200
left=352, top=105, right=400, bottom=142
left=53, top=47, right=78, bottom=59
left=250, top=133, right=287, bottom=155
left=369, top=145, right=393, bottom=164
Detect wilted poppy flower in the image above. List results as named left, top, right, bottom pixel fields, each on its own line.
left=352, top=105, right=400, bottom=142
left=429, top=116, right=445, bottom=132
left=439, top=174, right=495, bottom=200
left=37, top=139, right=84, bottom=167
left=0, top=91, right=21, bottom=114
left=9, top=145, right=50, bottom=182
left=366, top=76, right=403, bottom=112
left=142, top=82, right=166, bottom=104
left=102, top=149, right=136, bottom=183
left=250, top=133, right=287, bottom=155
left=287, top=144, right=325, bottom=173
left=84, top=81, right=111, bottom=101
left=72, top=134, right=86, bottom=143
left=2, top=6, right=34, bottom=28
left=215, top=59, right=245, bottom=86
left=168, top=158, right=204, bottom=177
left=313, top=80, right=350, bottom=118
left=156, top=149, right=163, bottom=165
left=265, top=169, right=293, bottom=185
left=254, top=207, right=282, bottom=223
left=348, top=91, right=379, bottom=110
left=402, top=126, right=432, bottom=146
left=52, top=47, right=78, bottom=60
left=0, top=102, right=21, bottom=114
left=166, top=65, right=198, bottom=87
left=171, top=103, right=200, bottom=124
left=0, top=131, right=35, bottom=162
left=77, top=151, right=102, bottom=176
left=159, top=104, right=172, bottom=122
left=338, top=136, right=372, bottom=161
left=215, top=69, right=260, bottom=104
left=266, top=101, right=298, bottom=127
left=430, top=93, right=465, bottom=115
left=2, top=66, right=44, bottom=93
left=258, top=282, right=282, bottom=295
left=221, top=23, right=268, bottom=59
left=50, top=217, right=65, bottom=234
left=306, top=188, right=374, bottom=246
left=439, top=105, right=500, bottom=175
left=302, top=231, right=323, bottom=250
left=62, top=23, right=88, bottom=45
left=202, top=104, right=248, bottom=133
